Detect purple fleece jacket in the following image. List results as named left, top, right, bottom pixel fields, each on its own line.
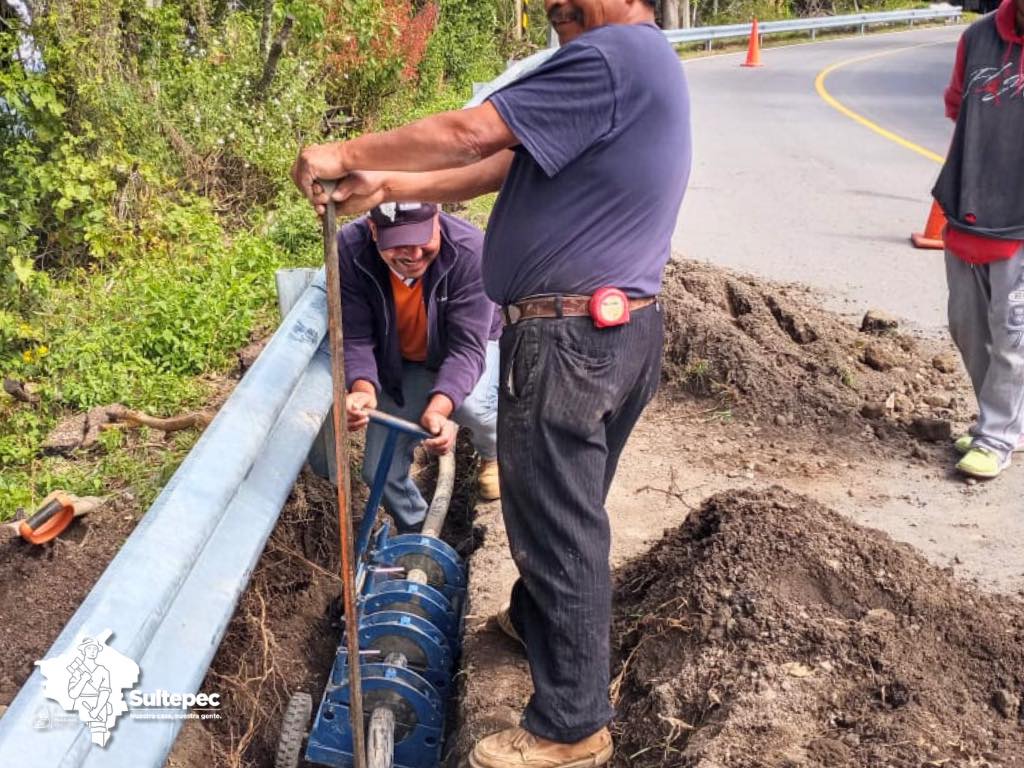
left=338, top=213, right=503, bottom=411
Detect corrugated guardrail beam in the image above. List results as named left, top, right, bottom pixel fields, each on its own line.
left=0, top=272, right=330, bottom=767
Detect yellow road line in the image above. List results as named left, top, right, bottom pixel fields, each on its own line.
left=814, top=42, right=946, bottom=164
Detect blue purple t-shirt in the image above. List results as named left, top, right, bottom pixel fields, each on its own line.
left=483, top=22, right=692, bottom=305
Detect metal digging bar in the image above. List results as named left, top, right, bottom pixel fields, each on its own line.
left=320, top=180, right=369, bottom=768
left=290, top=410, right=467, bottom=768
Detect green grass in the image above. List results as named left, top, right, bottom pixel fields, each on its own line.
left=0, top=195, right=320, bottom=521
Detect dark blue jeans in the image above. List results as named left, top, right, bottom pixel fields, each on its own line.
left=497, top=303, right=664, bottom=743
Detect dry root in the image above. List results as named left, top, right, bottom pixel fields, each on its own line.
left=104, top=404, right=214, bottom=433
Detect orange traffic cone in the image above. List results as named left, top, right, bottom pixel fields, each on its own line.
left=741, top=19, right=764, bottom=68
left=910, top=200, right=946, bottom=249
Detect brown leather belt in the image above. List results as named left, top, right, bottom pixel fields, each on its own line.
left=501, top=294, right=657, bottom=325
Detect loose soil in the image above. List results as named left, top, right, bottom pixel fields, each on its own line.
left=0, top=257, right=1015, bottom=768
left=610, top=487, right=1024, bottom=767
left=0, top=493, right=139, bottom=707
left=658, top=260, right=970, bottom=442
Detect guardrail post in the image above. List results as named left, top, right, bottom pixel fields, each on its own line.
left=277, top=267, right=338, bottom=485
left=859, top=23, right=865, bottom=34
left=810, top=28, right=816, bottom=40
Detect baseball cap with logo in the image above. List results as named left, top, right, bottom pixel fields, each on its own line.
left=369, top=203, right=439, bottom=250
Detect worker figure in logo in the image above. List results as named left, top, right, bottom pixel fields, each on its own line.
left=934, top=0, right=1024, bottom=479
left=293, top=0, right=691, bottom=764
left=339, top=202, right=502, bottom=528
left=66, top=638, right=113, bottom=746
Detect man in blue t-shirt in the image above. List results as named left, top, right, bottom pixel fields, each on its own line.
left=292, top=2, right=691, bottom=765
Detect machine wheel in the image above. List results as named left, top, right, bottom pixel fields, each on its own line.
left=275, top=692, right=313, bottom=768
left=367, top=706, right=396, bottom=768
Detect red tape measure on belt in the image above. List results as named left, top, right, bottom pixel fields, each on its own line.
left=589, top=287, right=630, bottom=329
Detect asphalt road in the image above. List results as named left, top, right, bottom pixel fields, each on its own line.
left=673, top=25, right=1024, bottom=590
left=674, top=25, right=965, bottom=332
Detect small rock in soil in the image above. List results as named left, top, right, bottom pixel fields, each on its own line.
left=41, top=412, right=88, bottom=455
left=863, top=344, right=897, bottom=372
left=861, top=309, right=899, bottom=334
left=860, top=403, right=885, bottom=420
left=992, top=689, right=1020, bottom=719
left=893, top=393, right=915, bottom=413
left=910, top=417, right=952, bottom=443
left=862, top=607, right=897, bottom=626
left=923, top=393, right=953, bottom=409
left=933, top=354, right=959, bottom=373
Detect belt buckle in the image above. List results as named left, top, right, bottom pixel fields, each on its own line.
left=505, top=304, right=523, bottom=324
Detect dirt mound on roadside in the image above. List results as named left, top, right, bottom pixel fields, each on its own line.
left=659, top=260, right=968, bottom=438
left=610, top=488, right=1024, bottom=768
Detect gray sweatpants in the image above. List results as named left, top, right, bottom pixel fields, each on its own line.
left=946, top=249, right=1024, bottom=460
left=361, top=340, right=499, bottom=531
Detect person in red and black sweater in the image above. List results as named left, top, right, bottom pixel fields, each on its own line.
left=933, top=0, right=1024, bottom=479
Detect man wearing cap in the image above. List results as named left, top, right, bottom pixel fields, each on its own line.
left=293, top=1, right=690, bottom=765
left=340, top=202, right=503, bottom=529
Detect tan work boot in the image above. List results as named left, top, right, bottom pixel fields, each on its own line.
left=478, top=458, right=500, bottom=501
left=494, top=604, right=525, bottom=651
left=469, top=726, right=613, bottom=768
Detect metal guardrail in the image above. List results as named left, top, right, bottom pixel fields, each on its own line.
left=0, top=273, right=336, bottom=768
left=664, top=6, right=962, bottom=48
left=469, top=6, right=963, bottom=107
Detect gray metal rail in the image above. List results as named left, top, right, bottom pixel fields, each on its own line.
left=664, top=6, right=962, bottom=48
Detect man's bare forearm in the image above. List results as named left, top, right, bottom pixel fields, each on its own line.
left=342, top=104, right=515, bottom=173
left=383, top=151, right=514, bottom=203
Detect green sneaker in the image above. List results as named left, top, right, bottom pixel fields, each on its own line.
left=954, top=434, right=1024, bottom=455
left=956, top=447, right=1011, bottom=479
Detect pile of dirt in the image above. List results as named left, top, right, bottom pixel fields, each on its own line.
left=0, top=494, right=140, bottom=708
left=660, top=260, right=969, bottom=440
left=610, top=487, right=1024, bottom=768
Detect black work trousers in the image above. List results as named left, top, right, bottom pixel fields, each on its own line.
left=497, top=302, right=664, bottom=743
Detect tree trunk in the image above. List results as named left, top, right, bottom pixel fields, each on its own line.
left=662, top=0, right=679, bottom=29
left=681, top=0, right=691, bottom=28
left=254, top=14, right=294, bottom=99
left=513, top=0, right=522, bottom=40
left=259, top=0, right=274, bottom=58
